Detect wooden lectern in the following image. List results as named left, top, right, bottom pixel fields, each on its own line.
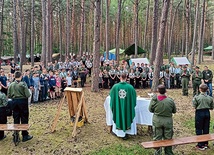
left=51, top=87, right=88, bottom=137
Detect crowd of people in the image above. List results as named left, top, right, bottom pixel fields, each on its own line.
left=0, top=54, right=212, bottom=105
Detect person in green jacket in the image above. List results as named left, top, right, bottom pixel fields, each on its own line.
left=149, top=85, right=176, bottom=155
left=8, top=71, right=33, bottom=142
left=0, top=90, right=8, bottom=140
left=193, top=84, right=214, bottom=150
left=110, top=73, right=136, bottom=140
left=192, top=66, right=203, bottom=97
left=180, top=66, right=190, bottom=96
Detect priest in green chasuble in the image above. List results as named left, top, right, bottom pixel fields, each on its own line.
left=110, top=73, right=137, bottom=139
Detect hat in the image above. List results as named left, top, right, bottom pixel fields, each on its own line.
left=195, top=66, right=199, bottom=69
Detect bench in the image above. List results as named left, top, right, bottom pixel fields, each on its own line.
left=0, top=124, right=30, bottom=131
left=0, top=124, right=30, bottom=146
left=141, top=134, right=214, bottom=149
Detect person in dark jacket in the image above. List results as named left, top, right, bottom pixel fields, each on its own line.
left=0, top=91, right=7, bottom=140
left=202, top=66, right=213, bottom=97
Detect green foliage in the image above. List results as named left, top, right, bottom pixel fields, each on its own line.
left=89, top=144, right=153, bottom=155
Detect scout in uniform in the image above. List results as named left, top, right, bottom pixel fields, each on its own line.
left=128, top=69, right=135, bottom=87
left=85, top=58, right=93, bottom=77
left=0, top=90, right=8, bottom=140
left=175, top=65, right=181, bottom=88
left=103, top=69, right=109, bottom=89
left=148, top=69, right=153, bottom=88
left=180, top=66, right=190, bottom=96
left=193, top=84, right=214, bottom=150
left=164, top=69, right=170, bottom=89
left=141, top=69, right=147, bottom=89
left=202, top=66, right=213, bottom=97
left=8, top=71, right=33, bottom=142
left=135, top=67, right=141, bottom=89
left=79, top=64, right=87, bottom=87
left=149, top=85, right=176, bottom=155
left=192, top=66, right=203, bottom=96
left=109, top=66, right=116, bottom=89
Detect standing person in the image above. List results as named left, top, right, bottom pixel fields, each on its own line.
left=66, top=72, right=72, bottom=87
left=202, top=66, right=213, bottom=97
left=0, top=90, right=8, bottom=140
left=79, top=64, right=87, bottom=87
left=193, top=84, right=213, bottom=150
left=164, top=69, right=170, bottom=89
left=180, top=66, right=190, bottom=96
left=148, top=69, right=153, bottom=88
left=85, top=58, right=93, bottom=77
left=55, top=72, right=61, bottom=98
left=40, top=68, right=49, bottom=101
left=109, top=66, right=116, bottom=89
left=169, top=63, right=175, bottom=88
left=0, top=70, right=8, bottom=95
left=141, top=69, right=147, bottom=89
left=10, top=60, right=16, bottom=74
left=72, top=67, right=79, bottom=88
left=149, top=85, right=176, bottom=155
left=192, top=66, right=203, bottom=97
left=48, top=71, right=56, bottom=100
left=98, top=70, right=103, bottom=89
left=22, top=69, right=33, bottom=104
left=103, top=70, right=109, bottom=89
left=135, top=67, right=141, bottom=89
left=129, top=69, right=135, bottom=87
left=110, top=73, right=137, bottom=139
left=175, top=65, right=181, bottom=88
left=32, top=73, right=40, bottom=103
left=8, top=71, right=33, bottom=142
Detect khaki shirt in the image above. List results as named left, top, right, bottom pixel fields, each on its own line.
left=8, top=81, right=31, bottom=99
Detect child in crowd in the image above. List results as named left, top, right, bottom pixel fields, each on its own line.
left=61, top=77, right=67, bottom=92
left=66, top=72, right=72, bottom=87
left=193, top=84, right=214, bottom=150
left=32, top=72, right=40, bottom=103
left=98, top=70, right=103, bottom=89
left=48, top=71, right=56, bottom=100
left=55, top=72, right=61, bottom=98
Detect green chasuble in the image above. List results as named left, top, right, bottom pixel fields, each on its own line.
left=110, top=82, right=137, bottom=132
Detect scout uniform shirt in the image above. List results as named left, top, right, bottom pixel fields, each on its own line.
left=193, top=92, right=214, bottom=110
left=192, top=70, right=203, bottom=83
left=8, top=81, right=31, bottom=99
left=0, top=92, right=7, bottom=107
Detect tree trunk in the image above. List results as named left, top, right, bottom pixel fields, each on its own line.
left=79, top=0, right=85, bottom=56
left=49, top=7, right=53, bottom=62
left=30, top=0, right=35, bottom=67
left=152, top=0, right=170, bottom=92
left=13, top=0, right=19, bottom=64
left=168, top=0, right=181, bottom=60
left=18, top=0, right=25, bottom=71
left=185, top=0, right=189, bottom=58
left=46, top=0, right=50, bottom=64
left=212, top=16, right=214, bottom=60
left=197, top=0, right=205, bottom=64
left=115, top=0, right=122, bottom=63
left=66, top=0, right=71, bottom=57
left=91, top=0, right=101, bottom=92
left=71, top=0, right=75, bottom=55
left=58, top=0, right=62, bottom=61
left=150, top=0, right=159, bottom=65
left=134, top=0, right=139, bottom=57
left=41, top=0, right=46, bottom=66
left=105, top=0, right=110, bottom=60
left=0, top=0, right=4, bottom=68
left=143, top=0, right=150, bottom=50
left=190, top=0, right=199, bottom=65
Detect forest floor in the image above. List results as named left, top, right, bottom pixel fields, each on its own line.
left=0, top=57, right=214, bottom=155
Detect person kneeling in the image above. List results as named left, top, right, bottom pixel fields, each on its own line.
left=149, top=85, right=176, bottom=155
